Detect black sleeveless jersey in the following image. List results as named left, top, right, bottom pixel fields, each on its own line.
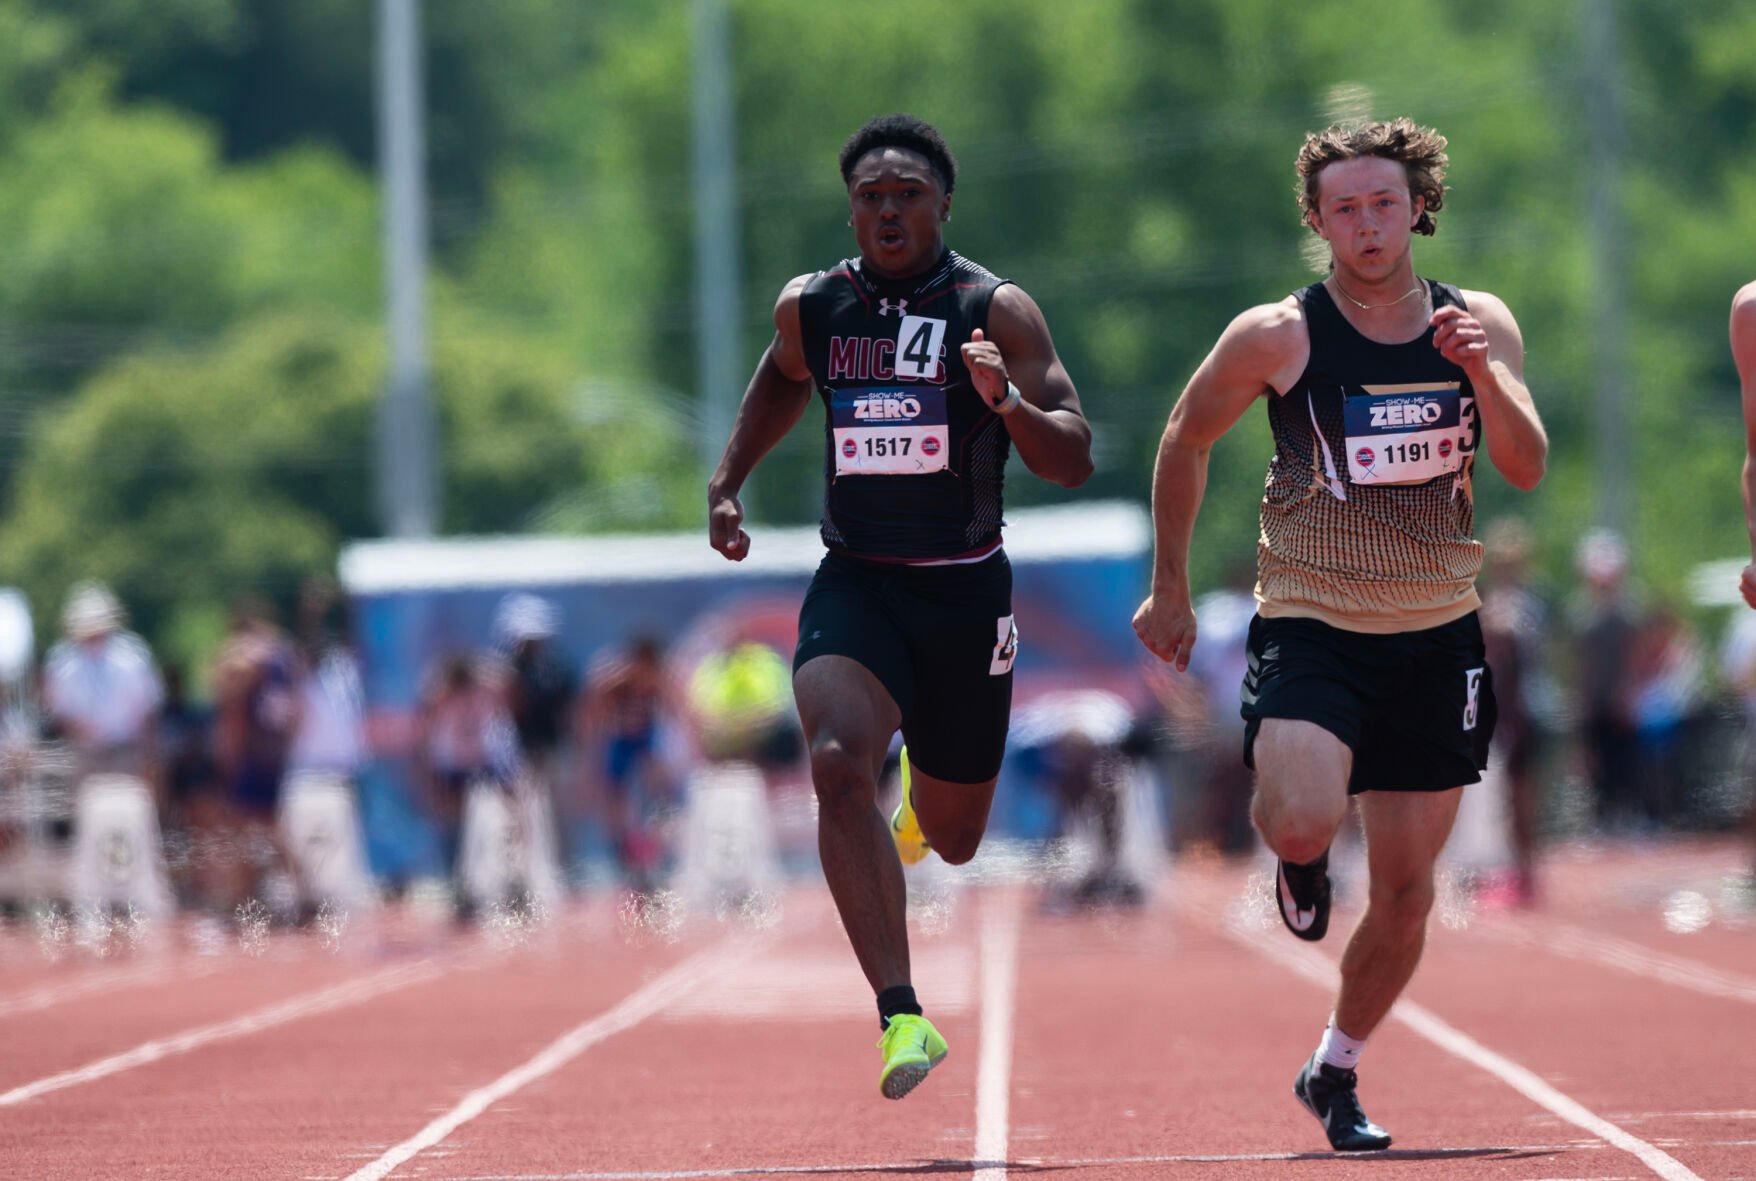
left=1257, top=279, right=1484, bottom=632
left=798, top=250, right=1012, bottom=562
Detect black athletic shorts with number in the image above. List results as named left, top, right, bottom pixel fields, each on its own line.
left=1241, top=612, right=1496, bottom=794
left=793, top=549, right=1016, bottom=784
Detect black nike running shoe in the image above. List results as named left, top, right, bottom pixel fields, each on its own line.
left=1274, top=850, right=1331, bottom=941
left=1294, top=1052, right=1392, bottom=1152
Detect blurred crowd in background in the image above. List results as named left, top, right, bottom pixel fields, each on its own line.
left=2, top=516, right=1754, bottom=943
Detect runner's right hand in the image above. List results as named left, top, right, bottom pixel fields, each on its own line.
left=709, top=490, right=750, bottom=561
left=1741, top=562, right=1756, bottom=610
left=1133, top=592, right=1197, bottom=672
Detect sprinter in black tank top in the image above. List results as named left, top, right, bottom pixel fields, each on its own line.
left=707, top=114, right=1091, bottom=1101
left=1132, top=119, right=1548, bottom=1152
left=796, top=249, right=1013, bottom=561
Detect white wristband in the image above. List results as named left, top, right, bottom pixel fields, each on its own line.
left=993, top=381, right=1022, bottom=416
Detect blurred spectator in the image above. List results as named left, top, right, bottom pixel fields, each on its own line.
left=1013, top=689, right=1150, bottom=910
left=43, top=582, right=163, bottom=788
left=1478, top=518, right=1549, bottom=903
left=1629, top=602, right=1704, bottom=827
left=685, top=638, right=798, bottom=769
left=494, top=592, right=576, bottom=853
left=1572, top=530, right=1642, bottom=832
left=289, top=579, right=365, bottom=783
left=44, top=581, right=173, bottom=923
left=1043, top=731, right=1143, bottom=909
left=416, top=651, right=517, bottom=917
left=1719, top=609, right=1756, bottom=887
left=1184, top=560, right=1258, bottom=856
left=157, top=664, right=222, bottom=907
left=284, top=577, right=373, bottom=916
left=211, top=597, right=303, bottom=915
left=583, top=635, right=680, bottom=889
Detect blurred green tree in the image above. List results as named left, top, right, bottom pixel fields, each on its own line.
left=0, top=312, right=697, bottom=663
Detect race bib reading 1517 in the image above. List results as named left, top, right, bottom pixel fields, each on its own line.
left=1342, top=381, right=1471, bottom=486
left=829, top=386, right=950, bottom=476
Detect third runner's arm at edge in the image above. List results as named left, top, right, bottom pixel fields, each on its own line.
left=1133, top=301, right=1308, bottom=671
left=962, top=284, right=1093, bottom=488
left=1434, top=292, right=1546, bottom=491
left=706, top=275, right=817, bottom=562
left=1731, top=282, right=1756, bottom=608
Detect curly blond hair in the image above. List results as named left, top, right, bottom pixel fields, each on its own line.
left=1296, top=117, right=1448, bottom=236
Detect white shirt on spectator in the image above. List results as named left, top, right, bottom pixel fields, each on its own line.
left=289, top=647, right=366, bottom=774
left=45, top=632, right=163, bottom=746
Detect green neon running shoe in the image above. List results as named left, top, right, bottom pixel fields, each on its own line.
left=877, top=1013, right=948, bottom=1100
left=890, top=746, right=931, bottom=866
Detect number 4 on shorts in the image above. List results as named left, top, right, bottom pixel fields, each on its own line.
left=990, top=615, right=1019, bottom=676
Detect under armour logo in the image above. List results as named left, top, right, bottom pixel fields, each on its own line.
left=879, top=298, right=907, bottom=317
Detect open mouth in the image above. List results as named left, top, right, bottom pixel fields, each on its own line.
left=877, top=226, right=907, bottom=250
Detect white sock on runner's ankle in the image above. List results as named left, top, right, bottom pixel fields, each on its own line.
left=1316, top=1016, right=1366, bottom=1071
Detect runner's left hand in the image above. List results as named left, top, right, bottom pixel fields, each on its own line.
left=961, top=328, right=1011, bottom=410
left=1430, top=305, right=1492, bottom=379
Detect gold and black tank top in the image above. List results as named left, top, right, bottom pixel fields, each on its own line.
left=1256, top=279, right=1482, bottom=634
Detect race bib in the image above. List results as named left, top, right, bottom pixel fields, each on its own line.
left=1343, top=382, right=1470, bottom=486
left=829, top=386, right=950, bottom=476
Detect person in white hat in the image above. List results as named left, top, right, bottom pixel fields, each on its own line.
left=44, top=581, right=164, bottom=785
left=45, top=581, right=174, bottom=924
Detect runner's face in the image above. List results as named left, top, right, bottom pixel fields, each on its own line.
left=1309, top=156, right=1425, bottom=283
left=846, top=147, right=950, bottom=279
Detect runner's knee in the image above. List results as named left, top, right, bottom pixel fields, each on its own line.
left=1367, top=875, right=1435, bottom=929
left=926, top=827, right=982, bottom=865
left=1253, top=792, right=1342, bottom=864
left=808, top=737, right=875, bottom=810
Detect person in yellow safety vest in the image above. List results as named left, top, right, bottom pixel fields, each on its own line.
left=687, top=641, right=798, bottom=766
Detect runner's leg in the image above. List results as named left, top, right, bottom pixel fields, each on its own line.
left=795, top=654, right=908, bottom=994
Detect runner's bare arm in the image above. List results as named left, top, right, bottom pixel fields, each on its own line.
left=1438, top=292, right=1546, bottom=491
left=707, top=276, right=817, bottom=561
left=1134, top=301, right=1306, bottom=671
left=1732, top=282, right=1756, bottom=608
left=963, top=284, right=1093, bottom=488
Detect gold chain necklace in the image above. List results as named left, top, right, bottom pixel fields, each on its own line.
left=1331, top=275, right=1426, bottom=312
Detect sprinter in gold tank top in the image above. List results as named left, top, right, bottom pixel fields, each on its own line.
left=1133, top=119, right=1548, bottom=1151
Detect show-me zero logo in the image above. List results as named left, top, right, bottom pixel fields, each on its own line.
left=921, top=436, right=941, bottom=457
left=841, top=438, right=858, bottom=459
left=1368, top=398, right=1444, bottom=428
left=1354, top=447, right=1375, bottom=468
left=852, top=394, right=922, bottom=421
left=879, top=298, right=907, bottom=317
left=1439, top=438, right=1453, bottom=458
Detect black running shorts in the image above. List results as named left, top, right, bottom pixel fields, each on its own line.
left=1241, top=612, right=1496, bottom=794
left=793, top=549, right=1016, bottom=784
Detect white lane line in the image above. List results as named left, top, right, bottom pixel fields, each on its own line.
left=1223, top=921, right=1707, bottom=1181
left=972, top=889, right=1023, bottom=1181
left=419, top=1143, right=1623, bottom=1179
left=343, top=935, right=761, bottom=1181
left=1490, top=919, right=1756, bottom=1006
left=0, top=959, right=220, bottom=1020
left=0, top=958, right=445, bottom=1108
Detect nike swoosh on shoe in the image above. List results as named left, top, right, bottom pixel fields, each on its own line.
left=1279, top=863, right=1317, bottom=930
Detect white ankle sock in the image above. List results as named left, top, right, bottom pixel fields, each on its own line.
left=1316, top=1017, right=1366, bottom=1072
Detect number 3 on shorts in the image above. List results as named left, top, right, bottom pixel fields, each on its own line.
left=990, top=615, right=1019, bottom=676
left=1463, top=667, right=1484, bottom=731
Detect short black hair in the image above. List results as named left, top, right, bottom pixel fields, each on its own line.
left=839, top=114, right=957, bottom=195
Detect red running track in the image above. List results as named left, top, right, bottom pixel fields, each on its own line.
left=0, top=836, right=1751, bottom=1180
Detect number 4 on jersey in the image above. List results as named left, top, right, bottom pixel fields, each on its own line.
left=894, top=315, right=947, bottom=380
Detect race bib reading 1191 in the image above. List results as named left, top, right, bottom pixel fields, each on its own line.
left=829, top=386, right=950, bottom=476
left=1342, top=381, right=1469, bottom=486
